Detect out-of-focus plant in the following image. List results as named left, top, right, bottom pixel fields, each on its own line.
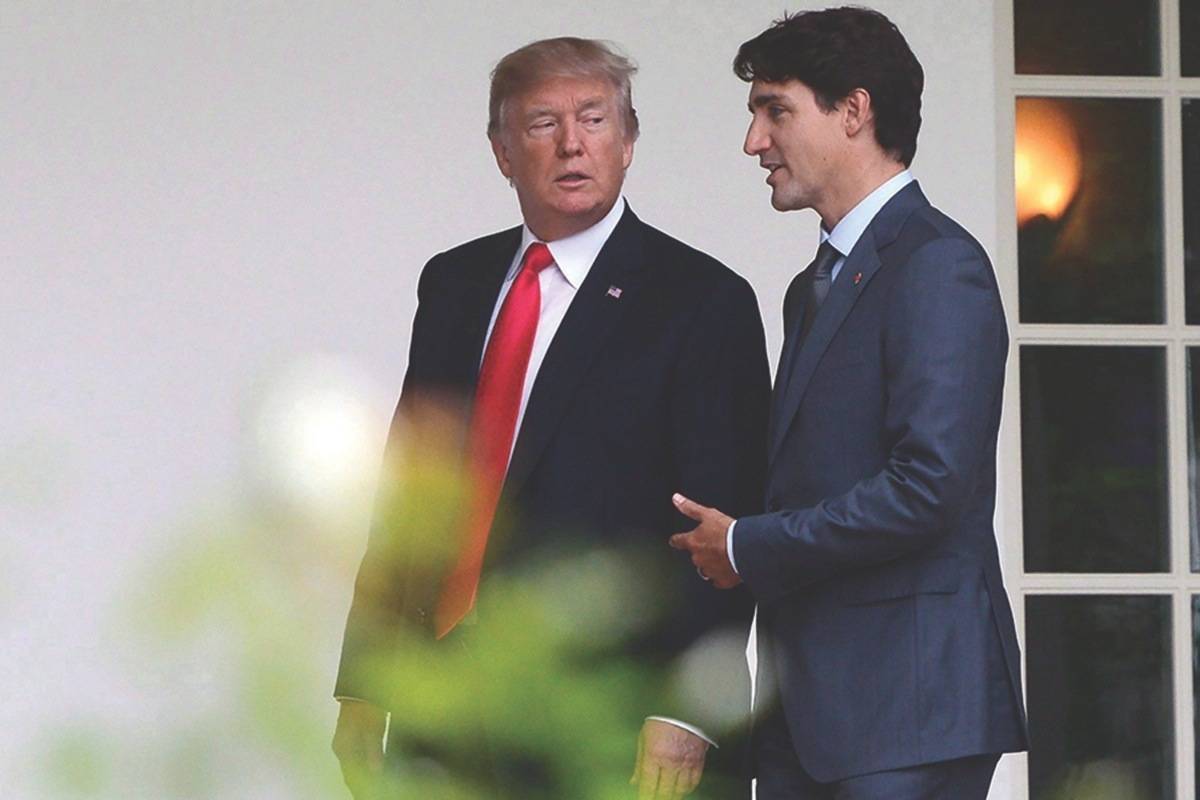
left=29, top=358, right=750, bottom=799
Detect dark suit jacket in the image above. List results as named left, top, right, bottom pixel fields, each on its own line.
left=734, top=182, right=1029, bottom=782
left=336, top=205, right=770, bottom=751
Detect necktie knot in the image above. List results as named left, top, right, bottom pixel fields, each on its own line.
left=812, top=240, right=840, bottom=279
left=809, top=240, right=841, bottom=309
left=521, top=242, right=555, bottom=276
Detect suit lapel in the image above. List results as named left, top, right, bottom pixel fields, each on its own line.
left=767, top=182, right=929, bottom=469
left=767, top=268, right=812, bottom=445
left=450, top=228, right=521, bottom=395
left=501, top=206, right=647, bottom=501
left=768, top=243, right=882, bottom=466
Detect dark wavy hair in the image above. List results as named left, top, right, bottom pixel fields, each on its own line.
left=733, top=7, right=923, bottom=166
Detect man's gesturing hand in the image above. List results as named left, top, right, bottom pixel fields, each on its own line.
left=331, top=700, right=386, bottom=799
left=668, top=493, right=741, bottom=589
left=630, top=718, right=709, bottom=799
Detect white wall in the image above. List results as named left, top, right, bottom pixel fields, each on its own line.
left=1, top=1, right=1007, bottom=797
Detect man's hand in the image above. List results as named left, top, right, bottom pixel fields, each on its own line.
left=630, top=718, right=709, bottom=799
left=669, top=493, right=741, bottom=589
left=331, top=700, right=387, bottom=799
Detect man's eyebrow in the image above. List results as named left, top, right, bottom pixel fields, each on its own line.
left=749, top=93, right=785, bottom=111
left=522, top=96, right=609, bottom=119
left=523, top=104, right=557, bottom=119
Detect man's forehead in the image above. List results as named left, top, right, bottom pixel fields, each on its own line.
left=520, top=77, right=615, bottom=106
left=748, top=79, right=810, bottom=107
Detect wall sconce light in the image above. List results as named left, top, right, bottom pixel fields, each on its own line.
left=1015, top=98, right=1083, bottom=225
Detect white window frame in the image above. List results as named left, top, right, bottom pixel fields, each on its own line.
left=995, top=1, right=1200, bottom=797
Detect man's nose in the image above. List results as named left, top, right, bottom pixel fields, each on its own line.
left=743, top=119, right=767, bottom=156
left=557, top=119, right=584, bottom=157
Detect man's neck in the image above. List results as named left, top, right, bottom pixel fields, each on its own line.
left=523, top=198, right=620, bottom=243
left=817, top=159, right=906, bottom=232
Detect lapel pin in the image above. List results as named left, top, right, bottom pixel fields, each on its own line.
left=606, top=285, right=623, bottom=299
left=853, top=272, right=863, bottom=286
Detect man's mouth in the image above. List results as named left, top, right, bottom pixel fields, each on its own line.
left=556, top=172, right=591, bottom=185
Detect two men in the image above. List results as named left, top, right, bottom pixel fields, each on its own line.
left=337, top=7, right=1029, bottom=799
left=672, top=7, right=1028, bottom=799
left=333, top=37, right=769, bottom=799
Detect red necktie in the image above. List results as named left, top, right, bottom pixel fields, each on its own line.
left=434, top=242, right=555, bottom=638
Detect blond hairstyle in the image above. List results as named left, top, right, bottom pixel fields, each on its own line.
left=487, top=37, right=639, bottom=140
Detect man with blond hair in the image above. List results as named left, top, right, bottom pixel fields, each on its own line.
left=332, top=37, right=769, bottom=798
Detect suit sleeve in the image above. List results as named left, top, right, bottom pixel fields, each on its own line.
left=732, top=237, right=1008, bottom=607
left=333, top=255, right=449, bottom=708
left=652, top=272, right=770, bottom=733
left=669, top=273, right=771, bottom=532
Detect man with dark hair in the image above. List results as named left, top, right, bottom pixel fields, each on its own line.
left=669, top=8, right=1028, bottom=798
left=332, top=37, right=768, bottom=799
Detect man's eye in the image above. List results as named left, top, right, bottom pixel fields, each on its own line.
left=768, top=106, right=786, bottom=119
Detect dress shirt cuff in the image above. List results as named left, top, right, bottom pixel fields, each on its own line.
left=726, top=519, right=739, bottom=575
left=644, top=716, right=718, bottom=748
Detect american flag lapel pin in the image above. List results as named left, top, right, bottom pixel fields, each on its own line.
left=607, top=285, right=623, bottom=299
left=853, top=272, right=863, bottom=286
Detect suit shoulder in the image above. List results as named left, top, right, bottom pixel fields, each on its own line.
left=873, top=202, right=994, bottom=298
left=421, top=225, right=521, bottom=280
left=635, top=219, right=754, bottom=295
left=881, top=204, right=1003, bottom=315
left=895, top=205, right=990, bottom=266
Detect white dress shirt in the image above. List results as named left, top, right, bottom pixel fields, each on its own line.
left=727, top=170, right=914, bottom=573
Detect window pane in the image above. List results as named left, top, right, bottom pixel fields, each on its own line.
left=1026, top=595, right=1173, bottom=800
left=1016, top=98, right=1164, bottom=324
left=1185, top=100, right=1200, bottom=323
left=1194, top=598, right=1200, bottom=788
left=1021, top=346, right=1169, bottom=572
left=1189, top=350, right=1200, bottom=570
left=1014, top=0, right=1159, bottom=76
left=1184, top=0, right=1200, bottom=76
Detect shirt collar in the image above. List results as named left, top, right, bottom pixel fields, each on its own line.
left=513, top=196, right=627, bottom=289
left=820, top=170, right=914, bottom=256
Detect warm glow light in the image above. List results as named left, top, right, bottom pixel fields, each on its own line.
left=1039, top=183, right=1065, bottom=210
left=1015, top=152, right=1032, bottom=187
left=1015, top=99, right=1083, bottom=225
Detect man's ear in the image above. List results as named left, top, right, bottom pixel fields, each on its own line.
left=490, top=133, right=513, bottom=179
left=621, top=108, right=637, bottom=170
left=842, top=88, right=874, bottom=139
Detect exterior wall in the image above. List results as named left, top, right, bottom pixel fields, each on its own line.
left=1, top=2, right=1007, bottom=796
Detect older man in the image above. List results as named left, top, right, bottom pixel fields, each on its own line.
left=332, top=38, right=769, bottom=798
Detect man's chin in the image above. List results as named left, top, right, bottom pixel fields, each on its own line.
left=769, top=190, right=806, bottom=213
left=533, top=198, right=616, bottom=239
left=555, top=195, right=617, bottom=221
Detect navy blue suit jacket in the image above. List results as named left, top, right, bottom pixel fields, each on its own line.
left=735, top=183, right=1029, bottom=781
left=336, top=206, right=770, bottom=756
